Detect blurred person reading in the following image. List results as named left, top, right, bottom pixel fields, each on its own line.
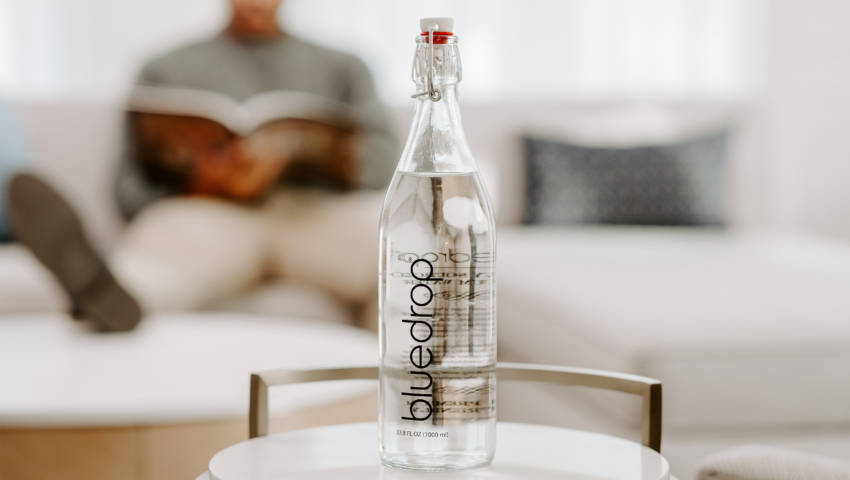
left=7, top=0, right=397, bottom=331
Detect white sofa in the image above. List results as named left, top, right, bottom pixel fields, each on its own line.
left=4, top=100, right=850, bottom=479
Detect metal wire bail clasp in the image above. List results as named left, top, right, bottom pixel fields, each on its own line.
left=411, top=26, right=442, bottom=102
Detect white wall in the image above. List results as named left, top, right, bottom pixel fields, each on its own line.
left=762, top=0, right=850, bottom=239
left=0, top=0, right=228, bottom=100
left=0, top=0, right=766, bottom=103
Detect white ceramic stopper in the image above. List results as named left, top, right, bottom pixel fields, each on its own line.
left=420, top=17, right=454, bottom=33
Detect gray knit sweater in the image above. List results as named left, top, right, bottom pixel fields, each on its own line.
left=115, top=32, right=398, bottom=218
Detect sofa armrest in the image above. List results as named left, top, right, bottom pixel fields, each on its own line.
left=697, top=445, right=850, bottom=480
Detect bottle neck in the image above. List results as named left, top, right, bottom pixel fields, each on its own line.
left=396, top=37, right=476, bottom=174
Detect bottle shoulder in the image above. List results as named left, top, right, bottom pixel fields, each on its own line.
left=397, top=87, right=477, bottom=174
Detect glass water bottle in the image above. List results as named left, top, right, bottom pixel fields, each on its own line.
left=378, top=17, right=497, bottom=471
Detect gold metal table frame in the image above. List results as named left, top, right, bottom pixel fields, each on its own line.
left=249, top=362, right=662, bottom=452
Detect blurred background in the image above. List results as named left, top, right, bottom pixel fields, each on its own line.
left=0, top=0, right=767, bottom=102
left=2, top=1, right=850, bottom=479
left=3, top=0, right=850, bottom=238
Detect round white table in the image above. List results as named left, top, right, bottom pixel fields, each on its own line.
left=201, top=422, right=670, bottom=479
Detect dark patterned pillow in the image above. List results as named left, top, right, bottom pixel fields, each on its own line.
left=523, top=131, right=728, bottom=226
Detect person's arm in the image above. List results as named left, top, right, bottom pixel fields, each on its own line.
left=343, top=56, right=400, bottom=189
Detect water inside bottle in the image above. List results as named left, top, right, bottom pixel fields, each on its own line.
left=378, top=171, right=496, bottom=470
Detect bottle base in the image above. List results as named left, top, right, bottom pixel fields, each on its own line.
left=380, top=451, right=494, bottom=471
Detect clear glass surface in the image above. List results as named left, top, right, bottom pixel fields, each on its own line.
left=379, top=30, right=496, bottom=470
left=378, top=171, right=496, bottom=470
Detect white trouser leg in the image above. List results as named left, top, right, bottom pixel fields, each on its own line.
left=110, top=197, right=266, bottom=312
left=263, top=189, right=383, bottom=305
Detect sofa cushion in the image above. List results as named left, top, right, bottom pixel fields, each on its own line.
left=522, top=132, right=728, bottom=226
left=497, top=227, right=850, bottom=428
left=0, top=245, right=66, bottom=313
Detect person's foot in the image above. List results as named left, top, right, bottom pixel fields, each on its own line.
left=6, top=173, right=142, bottom=332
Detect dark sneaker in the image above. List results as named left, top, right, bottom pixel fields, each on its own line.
left=6, top=173, right=142, bottom=332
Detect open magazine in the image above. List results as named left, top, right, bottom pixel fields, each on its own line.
left=125, top=85, right=364, bottom=197
left=126, top=85, right=360, bottom=135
